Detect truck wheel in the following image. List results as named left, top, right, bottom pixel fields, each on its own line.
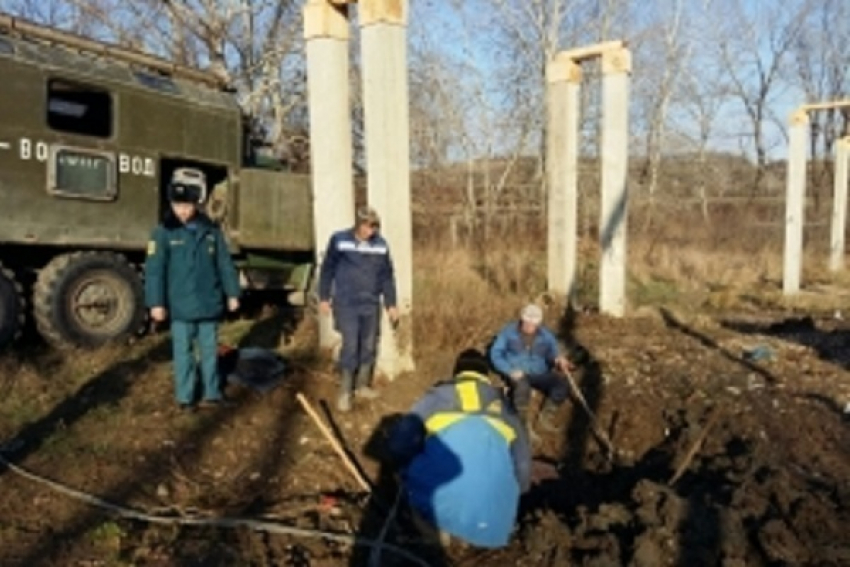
left=0, top=263, right=25, bottom=349
left=34, top=252, right=145, bottom=349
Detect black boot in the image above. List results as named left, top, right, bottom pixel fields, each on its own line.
left=355, top=364, right=379, bottom=400
left=337, top=369, right=354, bottom=412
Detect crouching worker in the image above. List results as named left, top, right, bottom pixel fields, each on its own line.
left=490, top=304, right=573, bottom=435
left=144, top=169, right=242, bottom=411
left=387, top=349, right=531, bottom=548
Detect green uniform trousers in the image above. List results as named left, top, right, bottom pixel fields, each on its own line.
left=171, top=319, right=221, bottom=405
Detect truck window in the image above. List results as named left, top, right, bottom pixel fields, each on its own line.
left=47, top=146, right=117, bottom=201
left=46, top=79, right=113, bottom=138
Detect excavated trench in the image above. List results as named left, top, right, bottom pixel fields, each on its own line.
left=512, top=395, right=850, bottom=567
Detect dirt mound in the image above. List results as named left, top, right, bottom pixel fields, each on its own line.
left=506, top=312, right=850, bottom=567
left=1, top=310, right=849, bottom=566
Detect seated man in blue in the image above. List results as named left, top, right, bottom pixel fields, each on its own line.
left=387, top=349, right=531, bottom=549
left=490, top=303, right=572, bottom=434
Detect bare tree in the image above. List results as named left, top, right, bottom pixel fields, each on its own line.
left=5, top=0, right=89, bottom=32
left=631, top=0, right=690, bottom=226
left=792, top=0, right=850, bottom=199
left=436, top=0, right=635, bottom=240
left=671, top=61, right=733, bottom=221
left=713, top=0, right=813, bottom=193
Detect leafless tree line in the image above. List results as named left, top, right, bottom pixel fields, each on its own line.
left=4, top=0, right=848, bottom=221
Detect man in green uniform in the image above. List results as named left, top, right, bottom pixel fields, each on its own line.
left=144, top=169, right=242, bottom=410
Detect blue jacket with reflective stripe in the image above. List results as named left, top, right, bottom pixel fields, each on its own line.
left=317, top=229, right=397, bottom=308
left=490, top=322, right=561, bottom=377
left=387, top=373, right=531, bottom=548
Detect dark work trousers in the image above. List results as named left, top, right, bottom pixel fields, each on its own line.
left=334, top=303, right=380, bottom=372
left=171, top=319, right=221, bottom=404
left=505, top=371, right=569, bottom=412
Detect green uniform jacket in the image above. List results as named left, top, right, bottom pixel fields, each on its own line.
left=144, top=213, right=241, bottom=322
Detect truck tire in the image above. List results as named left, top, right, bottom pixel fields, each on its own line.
left=34, top=252, right=145, bottom=349
left=0, top=262, right=25, bottom=349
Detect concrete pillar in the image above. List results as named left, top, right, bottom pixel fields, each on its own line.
left=783, top=110, right=809, bottom=294
left=546, top=54, right=582, bottom=303
left=830, top=137, right=849, bottom=272
left=359, top=0, right=415, bottom=378
left=599, top=48, right=631, bottom=316
left=304, top=0, right=355, bottom=349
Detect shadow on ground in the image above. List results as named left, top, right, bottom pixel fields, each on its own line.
left=0, top=312, right=314, bottom=566
left=721, top=314, right=850, bottom=370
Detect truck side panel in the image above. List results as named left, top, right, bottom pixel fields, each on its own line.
left=236, top=169, right=315, bottom=252
left=0, top=36, right=241, bottom=249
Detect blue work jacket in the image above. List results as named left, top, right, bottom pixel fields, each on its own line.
left=317, top=229, right=396, bottom=308
left=490, top=322, right=562, bottom=377
left=387, top=371, right=531, bottom=548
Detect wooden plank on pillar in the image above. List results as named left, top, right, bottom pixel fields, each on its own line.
left=360, top=0, right=407, bottom=26
left=303, top=0, right=350, bottom=40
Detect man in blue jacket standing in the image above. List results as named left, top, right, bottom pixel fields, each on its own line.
left=490, top=304, right=571, bottom=435
left=318, top=206, right=398, bottom=412
left=387, top=349, right=531, bottom=548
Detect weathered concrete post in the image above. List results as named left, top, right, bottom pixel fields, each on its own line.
left=546, top=54, right=582, bottom=302
left=830, top=137, right=849, bottom=272
left=359, top=0, right=415, bottom=378
left=599, top=47, right=631, bottom=316
left=304, top=0, right=355, bottom=349
left=783, top=110, right=809, bottom=294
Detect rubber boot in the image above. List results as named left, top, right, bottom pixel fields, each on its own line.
left=518, top=405, right=540, bottom=443
left=355, top=364, right=379, bottom=400
left=337, top=369, right=354, bottom=412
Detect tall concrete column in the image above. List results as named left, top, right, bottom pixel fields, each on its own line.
left=830, top=137, right=849, bottom=272
left=359, top=0, right=415, bottom=378
left=783, top=110, right=809, bottom=294
left=599, top=48, right=631, bottom=317
left=304, top=1, right=355, bottom=349
left=546, top=55, right=582, bottom=302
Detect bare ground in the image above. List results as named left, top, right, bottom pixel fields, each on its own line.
left=1, top=303, right=850, bottom=567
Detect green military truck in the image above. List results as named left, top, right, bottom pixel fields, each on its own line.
left=0, top=14, right=315, bottom=350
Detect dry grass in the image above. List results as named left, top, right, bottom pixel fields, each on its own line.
left=412, top=203, right=850, bottom=328
left=630, top=238, right=779, bottom=290
left=412, top=248, right=522, bottom=350
left=410, top=244, right=553, bottom=370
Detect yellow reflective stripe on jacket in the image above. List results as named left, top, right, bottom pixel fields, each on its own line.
left=456, top=381, right=481, bottom=412
left=453, top=371, right=492, bottom=412
left=455, top=371, right=491, bottom=384
left=425, top=411, right=516, bottom=444
left=423, top=373, right=517, bottom=443
left=483, top=416, right=516, bottom=443
left=425, top=412, right=467, bottom=435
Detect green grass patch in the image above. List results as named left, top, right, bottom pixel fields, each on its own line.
left=630, top=276, right=681, bottom=307
left=1, top=400, right=42, bottom=434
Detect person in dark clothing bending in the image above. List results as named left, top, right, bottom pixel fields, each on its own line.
left=387, top=348, right=531, bottom=548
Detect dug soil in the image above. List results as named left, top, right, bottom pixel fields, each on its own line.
left=1, top=307, right=849, bottom=566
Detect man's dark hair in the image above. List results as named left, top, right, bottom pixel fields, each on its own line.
left=453, top=348, right=490, bottom=376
